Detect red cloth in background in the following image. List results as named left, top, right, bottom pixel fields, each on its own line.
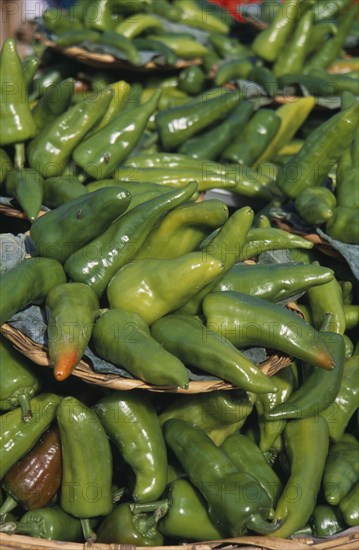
left=208, top=0, right=263, bottom=22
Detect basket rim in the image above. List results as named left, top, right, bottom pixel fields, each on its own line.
left=0, top=323, right=291, bottom=394
left=0, top=527, right=358, bottom=549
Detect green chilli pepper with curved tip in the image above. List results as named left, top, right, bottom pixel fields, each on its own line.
left=213, top=262, right=334, bottom=303
left=32, top=78, right=75, bottom=132
left=323, top=433, right=359, bottom=506
left=325, top=206, right=359, bottom=245
left=28, top=88, right=113, bottom=178
left=339, top=483, right=359, bottom=527
left=222, top=109, right=281, bottom=166
left=132, top=477, right=225, bottom=541
left=156, top=89, right=242, bottom=150
left=96, top=502, right=164, bottom=545
left=304, top=7, right=356, bottom=73
left=0, top=148, right=12, bottom=187
left=179, top=100, right=255, bottom=161
left=46, top=282, right=100, bottom=382
left=221, top=434, right=283, bottom=504
left=178, top=65, right=206, bottom=95
left=251, top=0, right=301, bottom=63
left=87, top=80, right=132, bottom=137
left=158, top=390, right=255, bottom=432
left=5, top=168, right=44, bottom=222
left=73, top=90, right=161, bottom=179
left=22, top=56, right=40, bottom=88
left=136, top=199, right=229, bottom=260
left=151, top=313, right=277, bottom=394
left=214, top=58, right=253, bottom=86
left=54, top=29, right=101, bottom=47
left=255, top=97, right=316, bottom=165
left=310, top=505, right=344, bottom=537
left=0, top=335, right=41, bottom=422
left=0, top=506, right=84, bottom=541
left=203, top=291, right=336, bottom=371
left=42, top=7, right=83, bottom=33
left=306, top=275, right=346, bottom=335
left=114, top=13, right=163, bottom=38
left=295, top=187, right=337, bottom=225
left=97, top=32, right=141, bottom=65
left=146, top=32, right=210, bottom=59
left=94, top=390, right=167, bottom=503
left=57, top=396, right=113, bottom=542
left=270, top=416, right=329, bottom=538
left=277, top=102, right=359, bottom=199
left=255, top=365, right=297, bottom=453
left=31, top=186, right=131, bottom=263
left=64, top=181, right=197, bottom=297
left=239, top=227, right=313, bottom=261
left=0, top=39, right=37, bottom=146
left=273, top=10, right=313, bottom=77
left=107, top=252, right=224, bottom=326
left=42, top=176, right=88, bottom=209
left=0, top=258, right=66, bottom=326
left=175, top=0, right=229, bottom=34
left=91, top=308, right=189, bottom=388
left=0, top=393, right=61, bottom=480
left=320, top=341, right=359, bottom=441
left=163, top=418, right=280, bottom=536
left=265, top=330, right=345, bottom=420
left=180, top=206, right=254, bottom=315
left=133, top=37, right=178, bottom=65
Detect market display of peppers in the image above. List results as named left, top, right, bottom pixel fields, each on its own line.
left=0, top=0, right=358, bottom=545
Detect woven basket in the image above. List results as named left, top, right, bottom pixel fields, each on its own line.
left=0, top=323, right=291, bottom=393
left=0, top=527, right=358, bottom=549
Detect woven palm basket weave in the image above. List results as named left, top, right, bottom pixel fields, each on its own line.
left=0, top=527, right=358, bottom=549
